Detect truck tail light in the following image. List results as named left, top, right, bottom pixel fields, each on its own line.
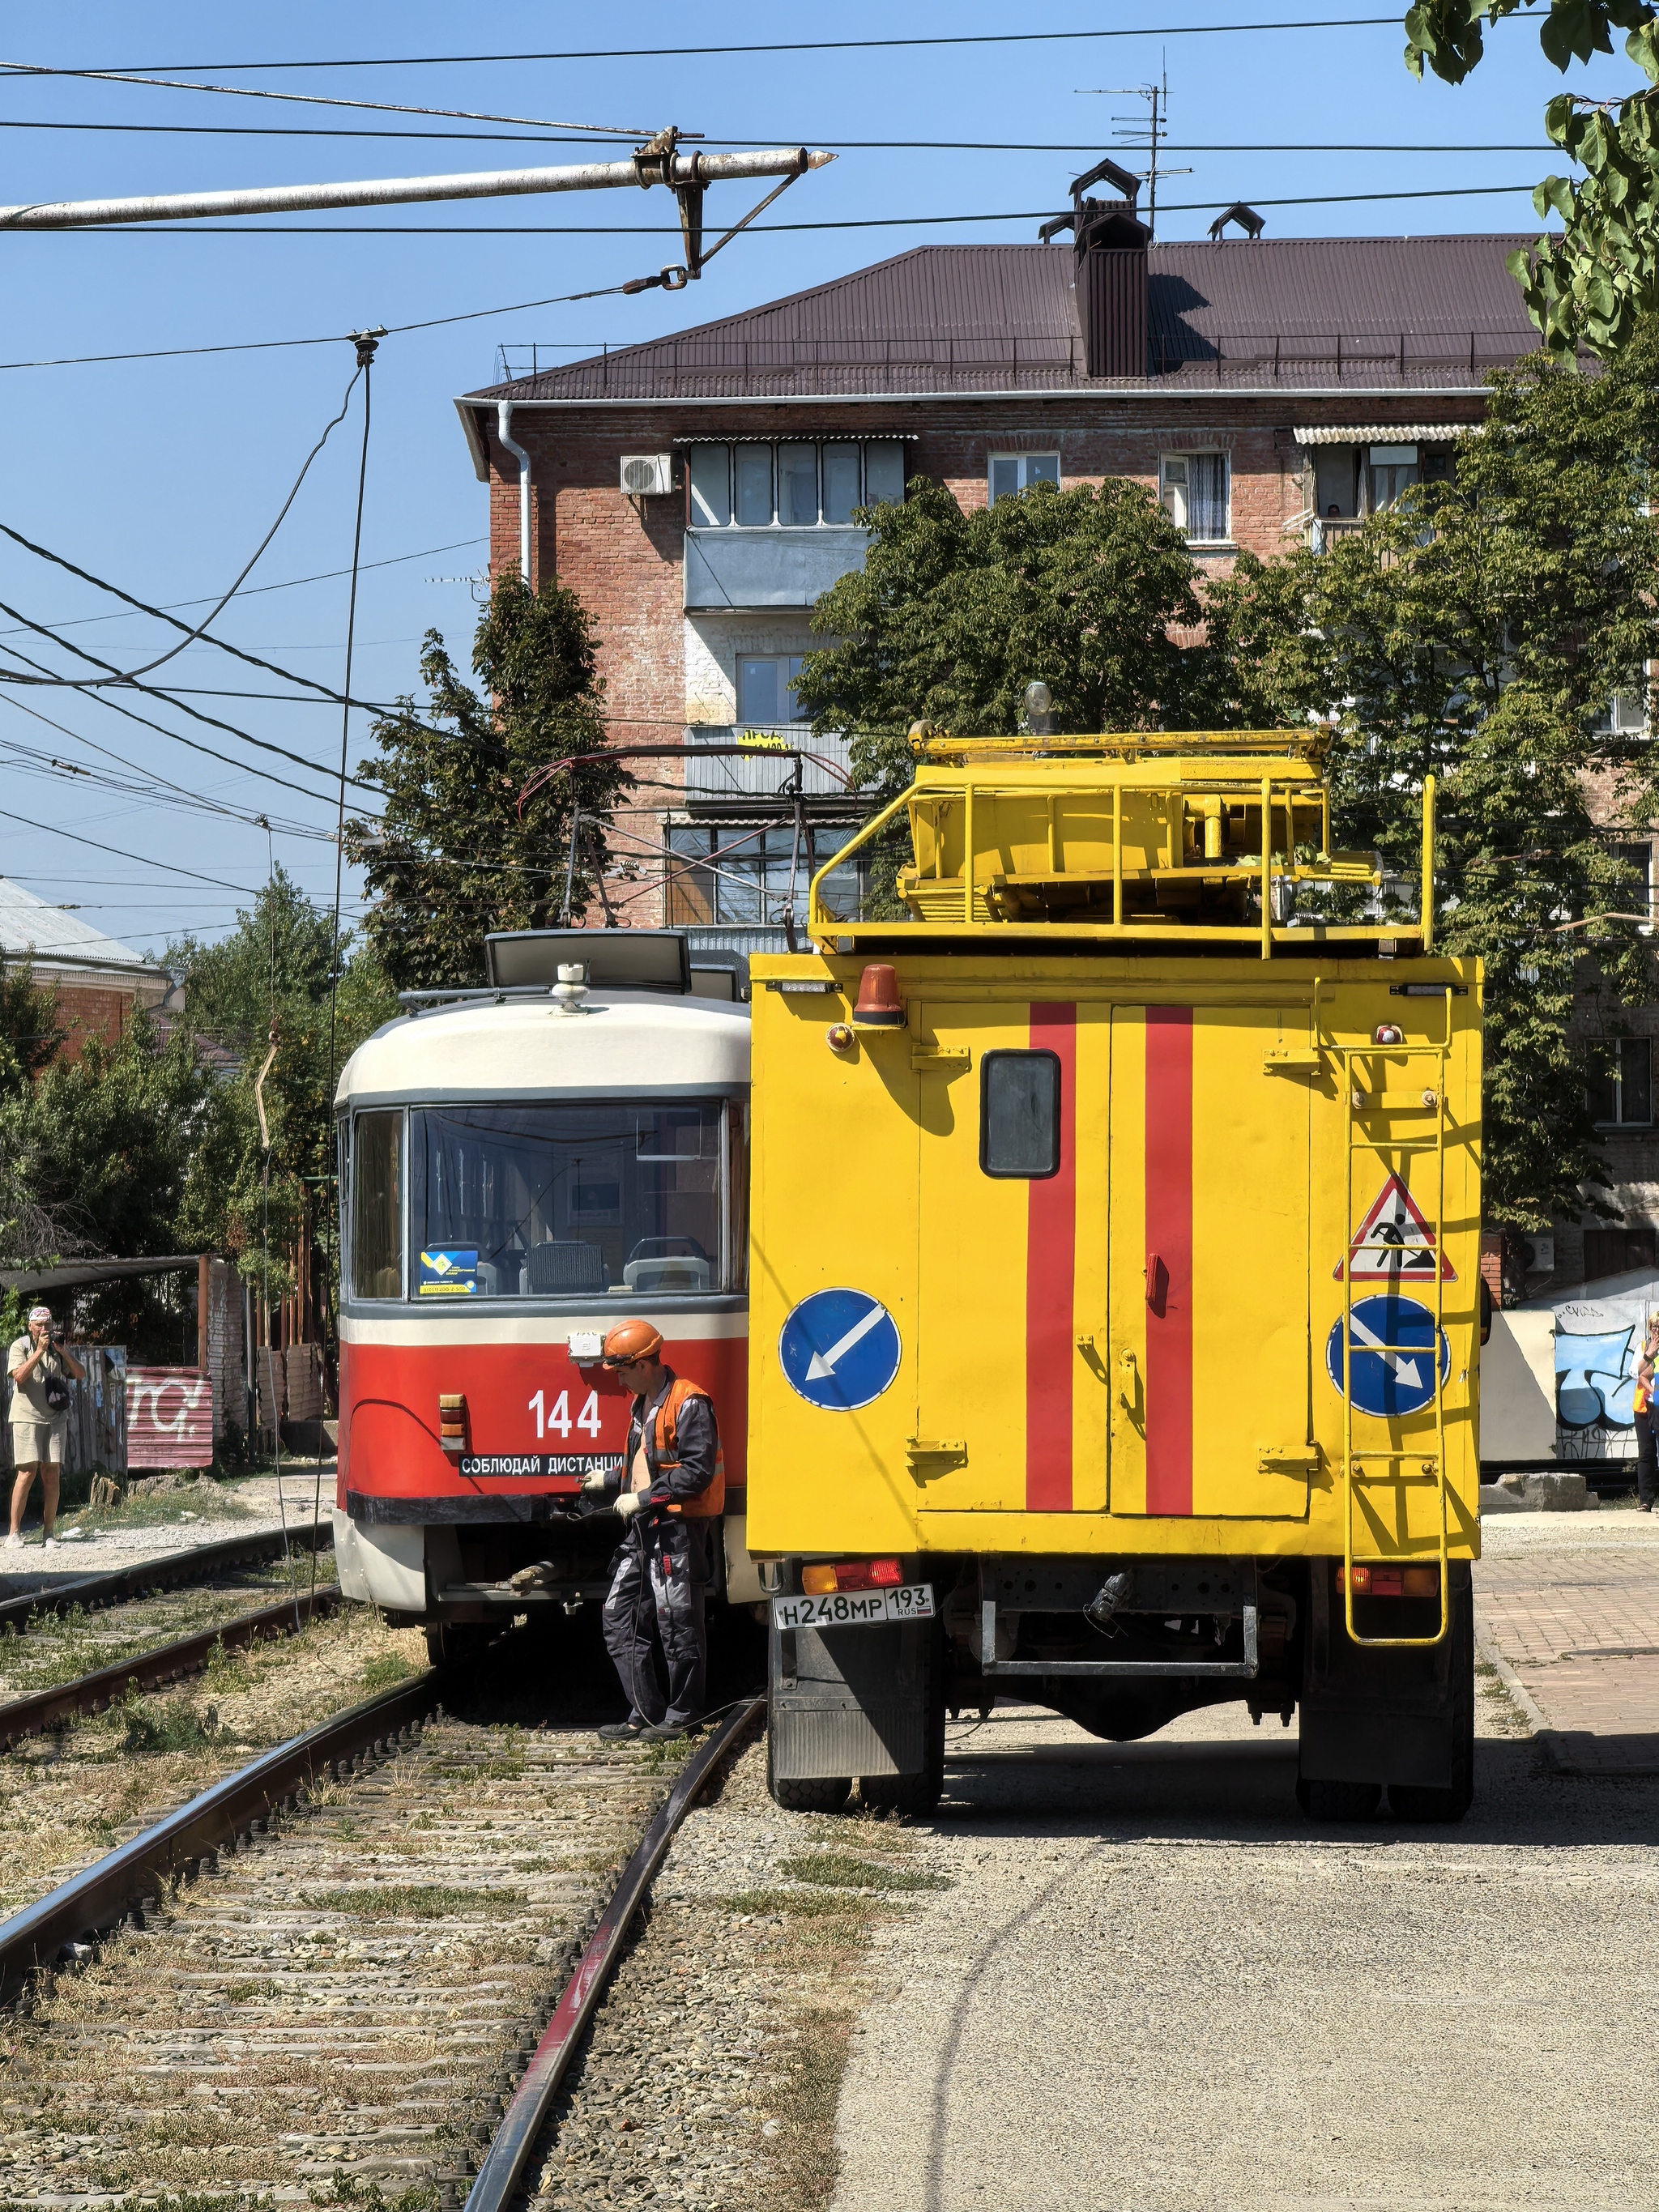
left=1337, top=1563, right=1439, bottom=1599
left=801, top=1558, right=904, bottom=1595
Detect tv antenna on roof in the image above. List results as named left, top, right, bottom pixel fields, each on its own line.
left=1074, top=62, right=1190, bottom=241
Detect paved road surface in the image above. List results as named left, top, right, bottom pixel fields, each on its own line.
left=832, top=1516, right=1659, bottom=2212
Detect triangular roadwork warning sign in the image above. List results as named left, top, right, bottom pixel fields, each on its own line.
left=1336, top=1171, right=1456, bottom=1281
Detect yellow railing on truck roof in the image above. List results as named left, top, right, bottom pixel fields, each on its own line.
left=808, top=729, right=1436, bottom=961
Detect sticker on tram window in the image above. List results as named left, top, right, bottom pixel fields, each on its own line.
left=459, top=1453, right=625, bottom=1481
left=419, top=1247, right=478, bottom=1295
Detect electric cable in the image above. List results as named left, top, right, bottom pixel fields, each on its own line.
left=54, top=181, right=1557, bottom=237
left=0, top=609, right=384, bottom=799
left=11, top=22, right=1412, bottom=72
left=0, top=59, right=659, bottom=137
left=0, top=535, right=485, bottom=636
left=0, top=369, right=363, bottom=688
left=0, top=706, right=334, bottom=837
left=0, top=118, right=1560, bottom=152
left=1, top=811, right=258, bottom=892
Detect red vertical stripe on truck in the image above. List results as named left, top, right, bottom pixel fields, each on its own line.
left=1144, top=1007, right=1194, bottom=1515
left=1026, top=1004, right=1077, bottom=1511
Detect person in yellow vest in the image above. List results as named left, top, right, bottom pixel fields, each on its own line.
left=582, top=1318, right=723, bottom=1741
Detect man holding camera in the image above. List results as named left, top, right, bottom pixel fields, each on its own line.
left=6, top=1306, right=83, bottom=1549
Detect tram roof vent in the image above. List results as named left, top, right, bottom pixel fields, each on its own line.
left=485, top=927, right=693, bottom=995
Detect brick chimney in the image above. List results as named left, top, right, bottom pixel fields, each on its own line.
left=1040, top=157, right=1151, bottom=380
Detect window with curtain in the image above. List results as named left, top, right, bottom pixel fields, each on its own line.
left=1160, top=453, right=1230, bottom=542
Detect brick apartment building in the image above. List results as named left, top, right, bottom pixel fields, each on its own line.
left=458, top=164, right=1659, bottom=1296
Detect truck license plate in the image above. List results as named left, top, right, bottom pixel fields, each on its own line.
left=771, top=1583, right=935, bottom=1630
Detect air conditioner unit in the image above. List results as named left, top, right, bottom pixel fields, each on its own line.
left=621, top=453, right=675, bottom=497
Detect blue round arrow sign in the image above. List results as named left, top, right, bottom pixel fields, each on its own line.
left=1325, top=1292, right=1449, bottom=1418
left=779, top=1288, right=902, bottom=1412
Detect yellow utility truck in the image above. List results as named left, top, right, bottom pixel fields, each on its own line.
left=748, top=727, right=1482, bottom=1821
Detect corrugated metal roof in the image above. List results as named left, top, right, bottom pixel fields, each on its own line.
left=126, top=1366, right=214, bottom=1468
left=0, top=877, right=166, bottom=975
left=467, top=237, right=1545, bottom=406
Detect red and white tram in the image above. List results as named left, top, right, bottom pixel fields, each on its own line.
left=331, top=931, right=757, bottom=1654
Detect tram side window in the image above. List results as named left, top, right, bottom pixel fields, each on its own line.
left=408, top=1102, right=731, bottom=1299
left=980, top=1051, right=1061, bottom=1178
left=352, top=1111, right=403, bottom=1299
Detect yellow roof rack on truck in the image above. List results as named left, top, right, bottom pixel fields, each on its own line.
left=749, top=727, right=1482, bottom=1824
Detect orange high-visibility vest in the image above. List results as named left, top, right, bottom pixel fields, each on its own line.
left=650, top=1376, right=726, bottom=1519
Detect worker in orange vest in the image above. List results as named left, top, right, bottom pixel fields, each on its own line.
left=582, top=1318, right=724, bottom=1741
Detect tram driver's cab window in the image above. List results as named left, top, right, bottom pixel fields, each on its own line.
left=352, top=1110, right=404, bottom=1299
left=406, top=1100, right=743, bottom=1301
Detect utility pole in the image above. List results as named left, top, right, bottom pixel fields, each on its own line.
left=0, top=128, right=833, bottom=290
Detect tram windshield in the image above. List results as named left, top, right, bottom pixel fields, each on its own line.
left=350, top=1100, right=743, bottom=1301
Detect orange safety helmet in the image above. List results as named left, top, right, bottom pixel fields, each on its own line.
left=601, top=1318, right=665, bottom=1369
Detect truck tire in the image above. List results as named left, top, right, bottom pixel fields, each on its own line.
left=1295, top=1776, right=1381, bottom=1820
left=766, top=1724, right=851, bottom=1813
left=1389, top=1575, right=1476, bottom=1823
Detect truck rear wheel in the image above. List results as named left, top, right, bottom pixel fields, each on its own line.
left=766, top=1724, right=851, bottom=1813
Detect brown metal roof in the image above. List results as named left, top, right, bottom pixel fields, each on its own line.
left=467, top=236, right=1545, bottom=405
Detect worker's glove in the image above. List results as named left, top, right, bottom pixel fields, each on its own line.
left=581, top=1470, right=610, bottom=1494
left=614, top=1490, right=645, bottom=1520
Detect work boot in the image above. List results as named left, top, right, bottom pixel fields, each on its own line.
left=595, top=1718, right=646, bottom=1743
left=640, top=1720, right=692, bottom=1742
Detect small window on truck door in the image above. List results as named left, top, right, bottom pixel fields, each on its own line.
left=980, top=1050, right=1061, bottom=1178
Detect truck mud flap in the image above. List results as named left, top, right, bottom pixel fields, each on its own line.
left=1299, top=1558, right=1473, bottom=1789
left=769, top=1612, right=934, bottom=1780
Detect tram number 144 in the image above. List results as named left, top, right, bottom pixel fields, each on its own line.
left=529, top=1388, right=603, bottom=1443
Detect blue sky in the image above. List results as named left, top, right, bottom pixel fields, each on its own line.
left=0, top=2, right=1615, bottom=965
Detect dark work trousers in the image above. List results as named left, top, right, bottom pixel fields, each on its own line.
left=1639, top=1407, right=1659, bottom=1509
left=601, top=1515, right=710, bottom=1726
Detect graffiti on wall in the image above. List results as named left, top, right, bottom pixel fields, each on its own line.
left=1552, top=1292, right=1659, bottom=1460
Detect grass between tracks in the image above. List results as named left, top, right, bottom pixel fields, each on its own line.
left=0, top=1598, right=425, bottom=1920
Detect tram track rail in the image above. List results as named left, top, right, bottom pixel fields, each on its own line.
left=0, top=1519, right=333, bottom=1633
left=0, top=1586, right=341, bottom=1754
left=0, top=1635, right=766, bottom=2212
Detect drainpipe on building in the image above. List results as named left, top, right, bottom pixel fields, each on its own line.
left=497, top=400, right=533, bottom=585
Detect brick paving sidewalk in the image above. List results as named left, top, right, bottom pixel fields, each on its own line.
left=1476, top=1546, right=1659, bottom=1775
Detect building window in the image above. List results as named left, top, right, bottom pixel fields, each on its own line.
left=1368, top=441, right=1420, bottom=509
left=1595, top=688, right=1651, bottom=737
left=990, top=453, right=1060, bottom=503
left=685, top=441, right=906, bottom=528
left=1160, top=452, right=1230, bottom=542
left=1610, top=841, right=1654, bottom=921
left=666, top=825, right=865, bottom=925
left=736, top=654, right=809, bottom=727
left=1589, top=1036, right=1653, bottom=1127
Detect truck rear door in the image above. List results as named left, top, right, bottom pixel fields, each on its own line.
left=912, top=999, right=1110, bottom=1515
left=1107, top=1004, right=1313, bottom=1518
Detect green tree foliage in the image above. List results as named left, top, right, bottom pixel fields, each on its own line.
left=1404, top=0, right=1659, bottom=352
left=0, top=1012, right=209, bottom=1351
left=169, top=867, right=395, bottom=1315
left=345, top=573, right=627, bottom=991
left=793, top=476, right=1253, bottom=803
left=1206, top=338, right=1659, bottom=1247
